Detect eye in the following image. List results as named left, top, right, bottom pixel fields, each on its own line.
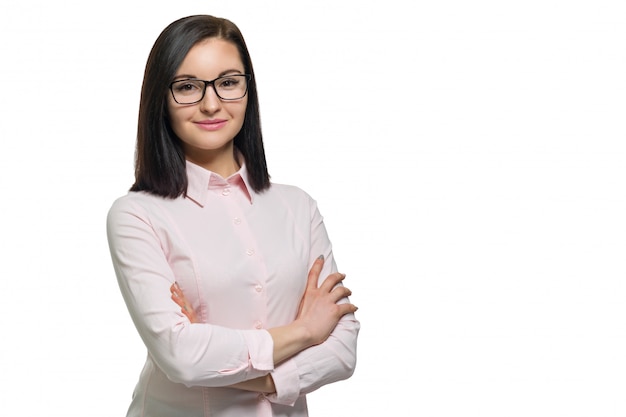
left=173, top=80, right=203, bottom=94
left=216, top=76, right=242, bottom=89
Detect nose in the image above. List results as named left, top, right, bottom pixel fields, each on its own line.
left=199, top=85, right=221, bottom=113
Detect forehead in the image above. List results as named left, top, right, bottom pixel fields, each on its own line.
left=176, top=38, right=244, bottom=77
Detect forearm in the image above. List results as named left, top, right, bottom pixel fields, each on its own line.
left=259, top=314, right=359, bottom=406
left=290, top=314, right=360, bottom=394
left=229, top=270, right=356, bottom=395
left=267, top=323, right=313, bottom=365
left=224, top=323, right=311, bottom=394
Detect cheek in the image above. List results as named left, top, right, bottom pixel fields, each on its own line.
left=168, top=106, right=192, bottom=134
left=231, top=100, right=248, bottom=125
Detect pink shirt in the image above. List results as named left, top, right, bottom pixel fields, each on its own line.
left=106, top=160, right=360, bottom=417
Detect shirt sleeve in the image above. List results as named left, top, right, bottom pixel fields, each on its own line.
left=106, top=196, right=274, bottom=388
left=266, top=196, right=360, bottom=405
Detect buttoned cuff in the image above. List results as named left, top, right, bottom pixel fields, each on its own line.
left=266, top=358, right=300, bottom=406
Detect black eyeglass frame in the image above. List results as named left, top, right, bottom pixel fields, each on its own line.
left=169, top=74, right=252, bottom=104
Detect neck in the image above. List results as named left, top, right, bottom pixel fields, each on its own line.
left=184, top=144, right=239, bottom=178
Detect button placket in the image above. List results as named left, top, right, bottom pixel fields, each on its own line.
left=226, top=192, right=267, bottom=336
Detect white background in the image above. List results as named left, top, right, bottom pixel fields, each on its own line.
left=1, top=1, right=625, bottom=416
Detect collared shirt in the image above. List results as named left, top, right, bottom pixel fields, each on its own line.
left=106, top=159, right=360, bottom=417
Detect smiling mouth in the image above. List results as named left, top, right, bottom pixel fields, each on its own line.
left=195, top=119, right=227, bottom=131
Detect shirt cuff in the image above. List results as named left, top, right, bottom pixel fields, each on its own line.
left=266, top=358, right=300, bottom=406
left=242, top=330, right=274, bottom=372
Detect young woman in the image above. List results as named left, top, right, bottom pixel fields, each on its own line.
left=106, top=14, right=359, bottom=417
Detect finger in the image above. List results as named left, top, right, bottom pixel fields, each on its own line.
left=183, top=305, right=198, bottom=322
left=171, top=287, right=182, bottom=300
left=330, top=285, right=353, bottom=303
left=174, top=297, right=193, bottom=320
left=336, top=302, right=359, bottom=317
left=171, top=293, right=185, bottom=308
left=306, top=255, right=325, bottom=290
left=181, top=308, right=193, bottom=321
left=170, top=283, right=186, bottom=308
left=170, top=282, right=183, bottom=296
left=319, top=272, right=346, bottom=292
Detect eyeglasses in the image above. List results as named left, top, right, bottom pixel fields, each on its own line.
left=169, top=74, right=251, bottom=104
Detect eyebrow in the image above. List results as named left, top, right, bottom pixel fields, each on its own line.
left=173, top=69, right=244, bottom=81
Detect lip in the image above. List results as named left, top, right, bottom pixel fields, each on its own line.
left=194, top=119, right=227, bottom=131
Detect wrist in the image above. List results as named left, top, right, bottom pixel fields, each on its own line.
left=289, top=320, right=314, bottom=348
left=230, top=374, right=275, bottom=394
left=268, top=322, right=313, bottom=365
left=265, top=374, right=276, bottom=394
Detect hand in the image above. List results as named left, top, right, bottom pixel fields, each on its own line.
left=170, top=282, right=199, bottom=323
left=294, top=256, right=358, bottom=347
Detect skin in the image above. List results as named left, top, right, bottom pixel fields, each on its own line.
left=167, top=37, right=358, bottom=394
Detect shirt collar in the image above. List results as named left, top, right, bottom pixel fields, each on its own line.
left=184, top=151, right=254, bottom=207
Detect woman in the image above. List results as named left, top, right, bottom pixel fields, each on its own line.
left=106, top=14, right=359, bottom=417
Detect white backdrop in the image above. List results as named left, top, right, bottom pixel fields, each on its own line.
left=1, top=1, right=625, bottom=416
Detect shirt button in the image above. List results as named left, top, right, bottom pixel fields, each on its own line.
left=222, top=188, right=231, bottom=196
left=233, top=217, right=241, bottom=225
left=258, top=394, right=265, bottom=402
left=246, top=249, right=255, bottom=256
left=255, top=284, right=263, bottom=293
left=254, top=320, right=263, bottom=329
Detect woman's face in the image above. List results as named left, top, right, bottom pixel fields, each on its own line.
left=167, top=38, right=248, bottom=167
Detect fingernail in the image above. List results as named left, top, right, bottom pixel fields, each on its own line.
left=317, top=254, right=324, bottom=261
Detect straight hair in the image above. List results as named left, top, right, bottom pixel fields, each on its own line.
left=130, top=15, right=270, bottom=198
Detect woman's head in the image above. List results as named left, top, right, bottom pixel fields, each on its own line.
left=131, top=15, right=269, bottom=197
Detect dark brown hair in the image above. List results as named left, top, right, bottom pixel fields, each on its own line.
left=130, top=15, right=270, bottom=198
